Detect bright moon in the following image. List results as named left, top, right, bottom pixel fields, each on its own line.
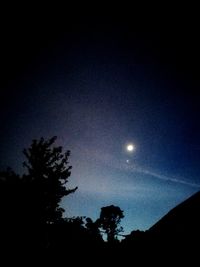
left=126, top=144, right=135, bottom=152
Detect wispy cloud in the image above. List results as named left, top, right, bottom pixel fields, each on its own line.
left=75, top=146, right=200, bottom=189
left=125, top=165, right=200, bottom=188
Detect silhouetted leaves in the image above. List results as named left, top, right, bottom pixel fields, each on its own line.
left=22, top=136, right=77, bottom=224
left=0, top=137, right=78, bottom=253
left=98, top=205, right=124, bottom=242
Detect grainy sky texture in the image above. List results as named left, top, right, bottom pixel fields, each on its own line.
left=1, top=22, right=200, bottom=234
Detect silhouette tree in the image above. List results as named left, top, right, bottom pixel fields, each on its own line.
left=98, top=205, right=124, bottom=242
left=22, top=136, right=77, bottom=225
left=0, top=137, right=78, bottom=251
left=85, top=217, right=103, bottom=242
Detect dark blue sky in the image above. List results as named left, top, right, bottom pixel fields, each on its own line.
left=1, top=23, right=200, bottom=234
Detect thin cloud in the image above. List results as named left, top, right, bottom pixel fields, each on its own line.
left=76, top=146, right=200, bottom=189
left=126, top=165, right=200, bottom=188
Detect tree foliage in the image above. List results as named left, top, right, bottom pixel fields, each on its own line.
left=22, top=136, right=77, bottom=224
left=99, top=205, right=124, bottom=242
left=0, top=136, right=77, bottom=227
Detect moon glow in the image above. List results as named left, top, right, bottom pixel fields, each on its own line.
left=126, top=144, right=135, bottom=152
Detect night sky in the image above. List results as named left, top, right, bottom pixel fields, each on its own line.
left=1, top=22, right=200, bottom=234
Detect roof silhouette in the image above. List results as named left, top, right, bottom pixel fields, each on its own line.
left=148, top=190, right=200, bottom=237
